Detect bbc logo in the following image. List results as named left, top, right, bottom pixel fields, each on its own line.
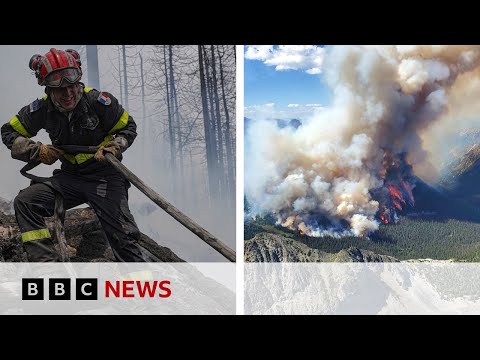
left=22, top=278, right=98, bottom=300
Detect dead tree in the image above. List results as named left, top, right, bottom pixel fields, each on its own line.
left=198, top=45, right=218, bottom=203
left=217, top=45, right=235, bottom=207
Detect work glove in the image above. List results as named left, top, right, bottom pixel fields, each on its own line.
left=95, top=136, right=128, bottom=162
left=38, top=144, right=65, bottom=165
left=11, top=136, right=64, bottom=164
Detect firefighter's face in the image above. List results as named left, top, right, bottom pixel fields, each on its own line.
left=51, top=82, right=80, bottom=111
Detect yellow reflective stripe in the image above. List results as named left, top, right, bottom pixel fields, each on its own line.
left=108, top=110, right=129, bottom=135
left=63, top=153, right=76, bottom=164
left=9, top=116, right=32, bottom=138
left=22, top=229, right=51, bottom=242
left=42, top=94, right=48, bottom=100
left=99, top=135, right=114, bottom=147
left=74, top=153, right=95, bottom=164
left=63, top=135, right=113, bottom=165
left=84, top=87, right=93, bottom=93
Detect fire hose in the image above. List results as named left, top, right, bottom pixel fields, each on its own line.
left=20, top=145, right=236, bottom=262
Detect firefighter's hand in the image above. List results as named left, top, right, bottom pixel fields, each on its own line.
left=95, top=141, right=122, bottom=162
left=38, top=144, right=65, bottom=165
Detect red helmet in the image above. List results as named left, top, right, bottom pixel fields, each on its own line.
left=29, top=48, right=83, bottom=87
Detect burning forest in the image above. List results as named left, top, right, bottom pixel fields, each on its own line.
left=374, top=151, right=415, bottom=224
left=245, top=45, right=480, bottom=237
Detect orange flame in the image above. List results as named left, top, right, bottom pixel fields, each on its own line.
left=402, top=180, right=415, bottom=206
left=392, top=199, right=403, bottom=210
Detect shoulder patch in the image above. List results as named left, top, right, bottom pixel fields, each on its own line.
left=29, top=99, right=41, bottom=113
left=97, top=92, right=112, bottom=106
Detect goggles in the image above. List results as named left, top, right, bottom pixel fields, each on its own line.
left=44, top=68, right=82, bottom=87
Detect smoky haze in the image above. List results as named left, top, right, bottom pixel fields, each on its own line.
left=0, top=45, right=77, bottom=197
left=0, top=45, right=236, bottom=262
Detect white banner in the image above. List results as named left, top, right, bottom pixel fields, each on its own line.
left=0, top=263, right=235, bottom=315
left=245, top=263, right=480, bottom=315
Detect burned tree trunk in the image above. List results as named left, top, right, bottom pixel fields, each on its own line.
left=217, top=45, right=235, bottom=207
left=164, top=46, right=177, bottom=195
left=198, top=45, right=217, bottom=204
left=122, top=45, right=129, bottom=110
left=86, top=45, right=100, bottom=90
left=139, top=52, right=147, bottom=144
left=203, top=46, right=221, bottom=200
left=211, top=45, right=226, bottom=200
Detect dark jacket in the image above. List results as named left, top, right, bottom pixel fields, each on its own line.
left=1, top=84, right=136, bottom=174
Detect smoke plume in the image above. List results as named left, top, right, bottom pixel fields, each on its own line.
left=245, top=45, right=480, bottom=236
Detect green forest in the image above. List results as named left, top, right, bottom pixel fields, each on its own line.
left=245, top=214, right=480, bottom=262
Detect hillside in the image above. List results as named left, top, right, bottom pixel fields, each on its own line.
left=439, top=143, right=480, bottom=206
left=245, top=215, right=480, bottom=262
left=245, top=233, right=399, bottom=262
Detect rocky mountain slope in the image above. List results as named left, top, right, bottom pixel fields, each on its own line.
left=245, top=233, right=399, bottom=262
left=0, top=207, right=183, bottom=262
left=439, top=143, right=480, bottom=207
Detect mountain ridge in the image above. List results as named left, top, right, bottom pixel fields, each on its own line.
left=245, top=232, right=399, bottom=263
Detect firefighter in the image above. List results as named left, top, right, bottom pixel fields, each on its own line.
left=0, top=48, right=145, bottom=262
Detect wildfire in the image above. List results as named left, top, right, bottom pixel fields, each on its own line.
left=375, top=151, right=416, bottom=225
left=402, top=180, right=415, bottom=206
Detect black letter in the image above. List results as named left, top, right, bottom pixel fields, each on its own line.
left=49, top=278, right=71, bottom=300
left=22, top=278, right=44, bottom=300
left=76, top=278, right=98, bottom=300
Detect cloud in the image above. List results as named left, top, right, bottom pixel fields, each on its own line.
left=245, top=45, right=273, bottom=60
left=245, top=45, right=325, bottom=75
left=288, top=103, right=323, bottom=109
left=245, top=103, right=324, bottom=121
left=286, top=104, right=325, bottom=118
left=244, top=103, right=278, bottom=119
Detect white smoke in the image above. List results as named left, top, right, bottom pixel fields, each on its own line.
left=245, top=45, right=480, bottom=236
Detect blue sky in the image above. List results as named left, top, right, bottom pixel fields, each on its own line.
left=244, top=45, right=332, bottom=120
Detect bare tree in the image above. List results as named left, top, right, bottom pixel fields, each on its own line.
left=218, top=45, right=235, bottom=207
left=122, top=45, right=129, bottom=110
left=199, top=45, right=217, bottom=203
left=86, top=45, right=100, bottom=89
left=120, top=45, right=237, bottom=209
left=210, top=45, right=226, bottom=200
left=139, top=52, right=147, bottom=139
left=118, top=46, right=123, bottom=103
left=164, top=46, right=177, bottom=187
